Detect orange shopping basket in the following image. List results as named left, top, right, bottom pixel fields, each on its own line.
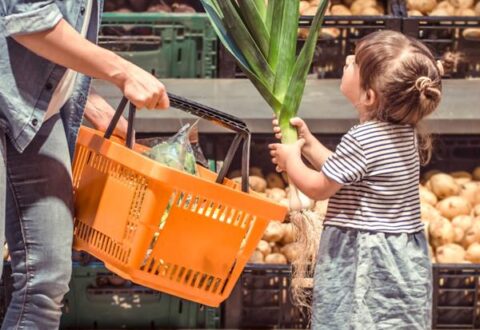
left=72, top=94, right=288, bottom=307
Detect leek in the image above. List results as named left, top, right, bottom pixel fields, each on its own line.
left=201, top=0, right=328, bottom=211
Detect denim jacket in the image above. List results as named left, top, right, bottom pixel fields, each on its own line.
left=0, top=0, right=103, bottom=158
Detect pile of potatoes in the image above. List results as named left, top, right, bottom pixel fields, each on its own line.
left=407, top=0, right=480, bottom=17
left=229, top=167, right=327, bottom=265
left=298, top=0, right=386, bottom=39
left=103, top=0, right=196, bottom=13
left=421, top=167, right=480, bottom=264
left=300, top=0, right=385, bottom=16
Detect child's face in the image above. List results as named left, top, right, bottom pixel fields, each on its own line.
left=340, top=55, right=362, bottom=106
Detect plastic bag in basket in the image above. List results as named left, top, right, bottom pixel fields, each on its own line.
left=141, top=123, right=197, bottom=175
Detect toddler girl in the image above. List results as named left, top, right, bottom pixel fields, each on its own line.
left=270, top=30, right=445, bottom=329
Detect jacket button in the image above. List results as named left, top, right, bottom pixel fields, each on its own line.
left=32, top=119, right=38, bottom=127
left=80, top=7, right=86, bottom=15
left=46, top=82, right=53, bottom=90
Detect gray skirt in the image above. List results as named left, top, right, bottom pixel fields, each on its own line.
left=312, top=226, right=432, bottom=330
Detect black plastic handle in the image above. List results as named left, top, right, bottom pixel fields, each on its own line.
left=103, top=95, right=250, bottom=193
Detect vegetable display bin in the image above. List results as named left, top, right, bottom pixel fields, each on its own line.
left=222, top=264, right=310, bottom=329
left=71, top=94, right=287, bottom=307
left=61, top=262, right=220, bottom=329
left=100, top=13, right=217, bottom=78
left=403, top=16, right=480, bottom=79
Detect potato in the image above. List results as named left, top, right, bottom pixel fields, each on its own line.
left=265, top=253, right=288, bottom=264
left=451, top=171, right=473, bottom=180
left=270, top=242, right=282, bottom=254
left=474, top=204, right=480, bottom=217
left=321, top=28, right=341, bottom=39
left=262, top=221, right=284, bottom=242
left=451, top=171, right=473, bottom=185
left=465, top=242, right=480, bottom=263
left=281, top=243, right=302, bottom=263
left=454, top=8, right=476, bottom=15
left=331, top=4, right=352, bottom=15
left=459, top=182, right=480, bottom=205
left=434, top=1, right=456, bottom=14
left=452, top=215, right=474, bottom=232
left=266, top=173, right=285, bottom=189
left=429, top=7, right=452, bottom=14
left=463, top=28, right=480, bottom=39
left=250, top=176, right=268, bottom=192
left=454, top=227, right=465, bottom=243
left=408, top=0, right=437, bottom=13
left=436, top=196, right=472, bottom=219
left=448, top=0, right=474, bottom=9
left=424, top=169, right=442, bottom=182
left=463, top=221, right=480, bottom=247
left=299, top=1, right=311, bottom=15
left=351, top=0, right=377, bottom=15
left=419, top=185, right=438, bottom=205
left=298, top=28, right=310, bottom=39
left=436, top=243, right=466, bottom=263
left=281, top=223, right=296, bottom=245
left=430, top=217, right=455, bottom=247
left=250, top=167, right=264, bottom=178
left=361, top=7, right=383, bottom=15
left=421, top=202, right=442, bottom=223
left=303, top=5, right=319, bottom=16
left=266, top=188, right=287, bottom=202
left=408, top=9, right=424, bottom=15
left=249, top=250, right=265, bottom=264
left=256, top=240, right=272, bottom=256
left=430, top=173, right=460, bottom=199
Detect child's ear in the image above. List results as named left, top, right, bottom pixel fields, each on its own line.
left=364, top=89, right=377, bottom=107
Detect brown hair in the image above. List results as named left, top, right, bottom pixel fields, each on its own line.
left=355, top=30, right=444, bottom=164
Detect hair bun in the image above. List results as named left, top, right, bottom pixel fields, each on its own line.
left=415, top=76, right=432, bottom=93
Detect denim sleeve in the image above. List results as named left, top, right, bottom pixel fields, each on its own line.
left=0, top=1, right=63, bottom=37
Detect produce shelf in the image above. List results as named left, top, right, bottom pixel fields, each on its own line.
left=92, top=79, right=480, bottom=135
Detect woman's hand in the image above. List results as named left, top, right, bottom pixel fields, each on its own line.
left=84, top=91, right=128, bottom=139
left=115, top=62, right=170, bottom=110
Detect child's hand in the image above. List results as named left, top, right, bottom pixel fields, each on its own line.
left=269, top=139, right=306, bottom=173
left=272, top=117, right=314, bottom=151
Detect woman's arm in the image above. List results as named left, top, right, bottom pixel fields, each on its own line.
left=13, top=19, right=169, bottom=110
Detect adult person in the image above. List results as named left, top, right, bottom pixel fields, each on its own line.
left=0, top=1, right=169, bottom=328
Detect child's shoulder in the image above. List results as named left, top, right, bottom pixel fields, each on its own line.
left=347, top=120, right=412, bottom=141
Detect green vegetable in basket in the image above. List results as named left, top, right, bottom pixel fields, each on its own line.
left=143, top=124, right=197, bottom=175
left=200, top=0, right=328, bottom=211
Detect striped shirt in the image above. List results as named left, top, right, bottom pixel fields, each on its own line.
left=322, top=121, right=424, bottom=234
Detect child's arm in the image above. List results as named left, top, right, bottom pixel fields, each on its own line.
left=273, top=118, right=333, bottom=170
left=269, top=140, right=342, bottom=201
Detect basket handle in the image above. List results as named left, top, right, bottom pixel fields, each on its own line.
left=103, top=96, right=251, bottom=193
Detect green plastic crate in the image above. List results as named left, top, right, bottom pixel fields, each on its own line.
left=99, top=13, right=217, bottom=78
left=60, top=263, right=220, bottom=329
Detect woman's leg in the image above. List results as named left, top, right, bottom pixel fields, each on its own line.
left=2, top=114, right=74, bottom=330
left=0, top=127, right=6, bottom=279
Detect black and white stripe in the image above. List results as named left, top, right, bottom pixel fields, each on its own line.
left=322, top=121, right=423, bottom=234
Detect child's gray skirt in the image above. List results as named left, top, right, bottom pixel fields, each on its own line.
left=312, top=225, right=432, bottom=330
